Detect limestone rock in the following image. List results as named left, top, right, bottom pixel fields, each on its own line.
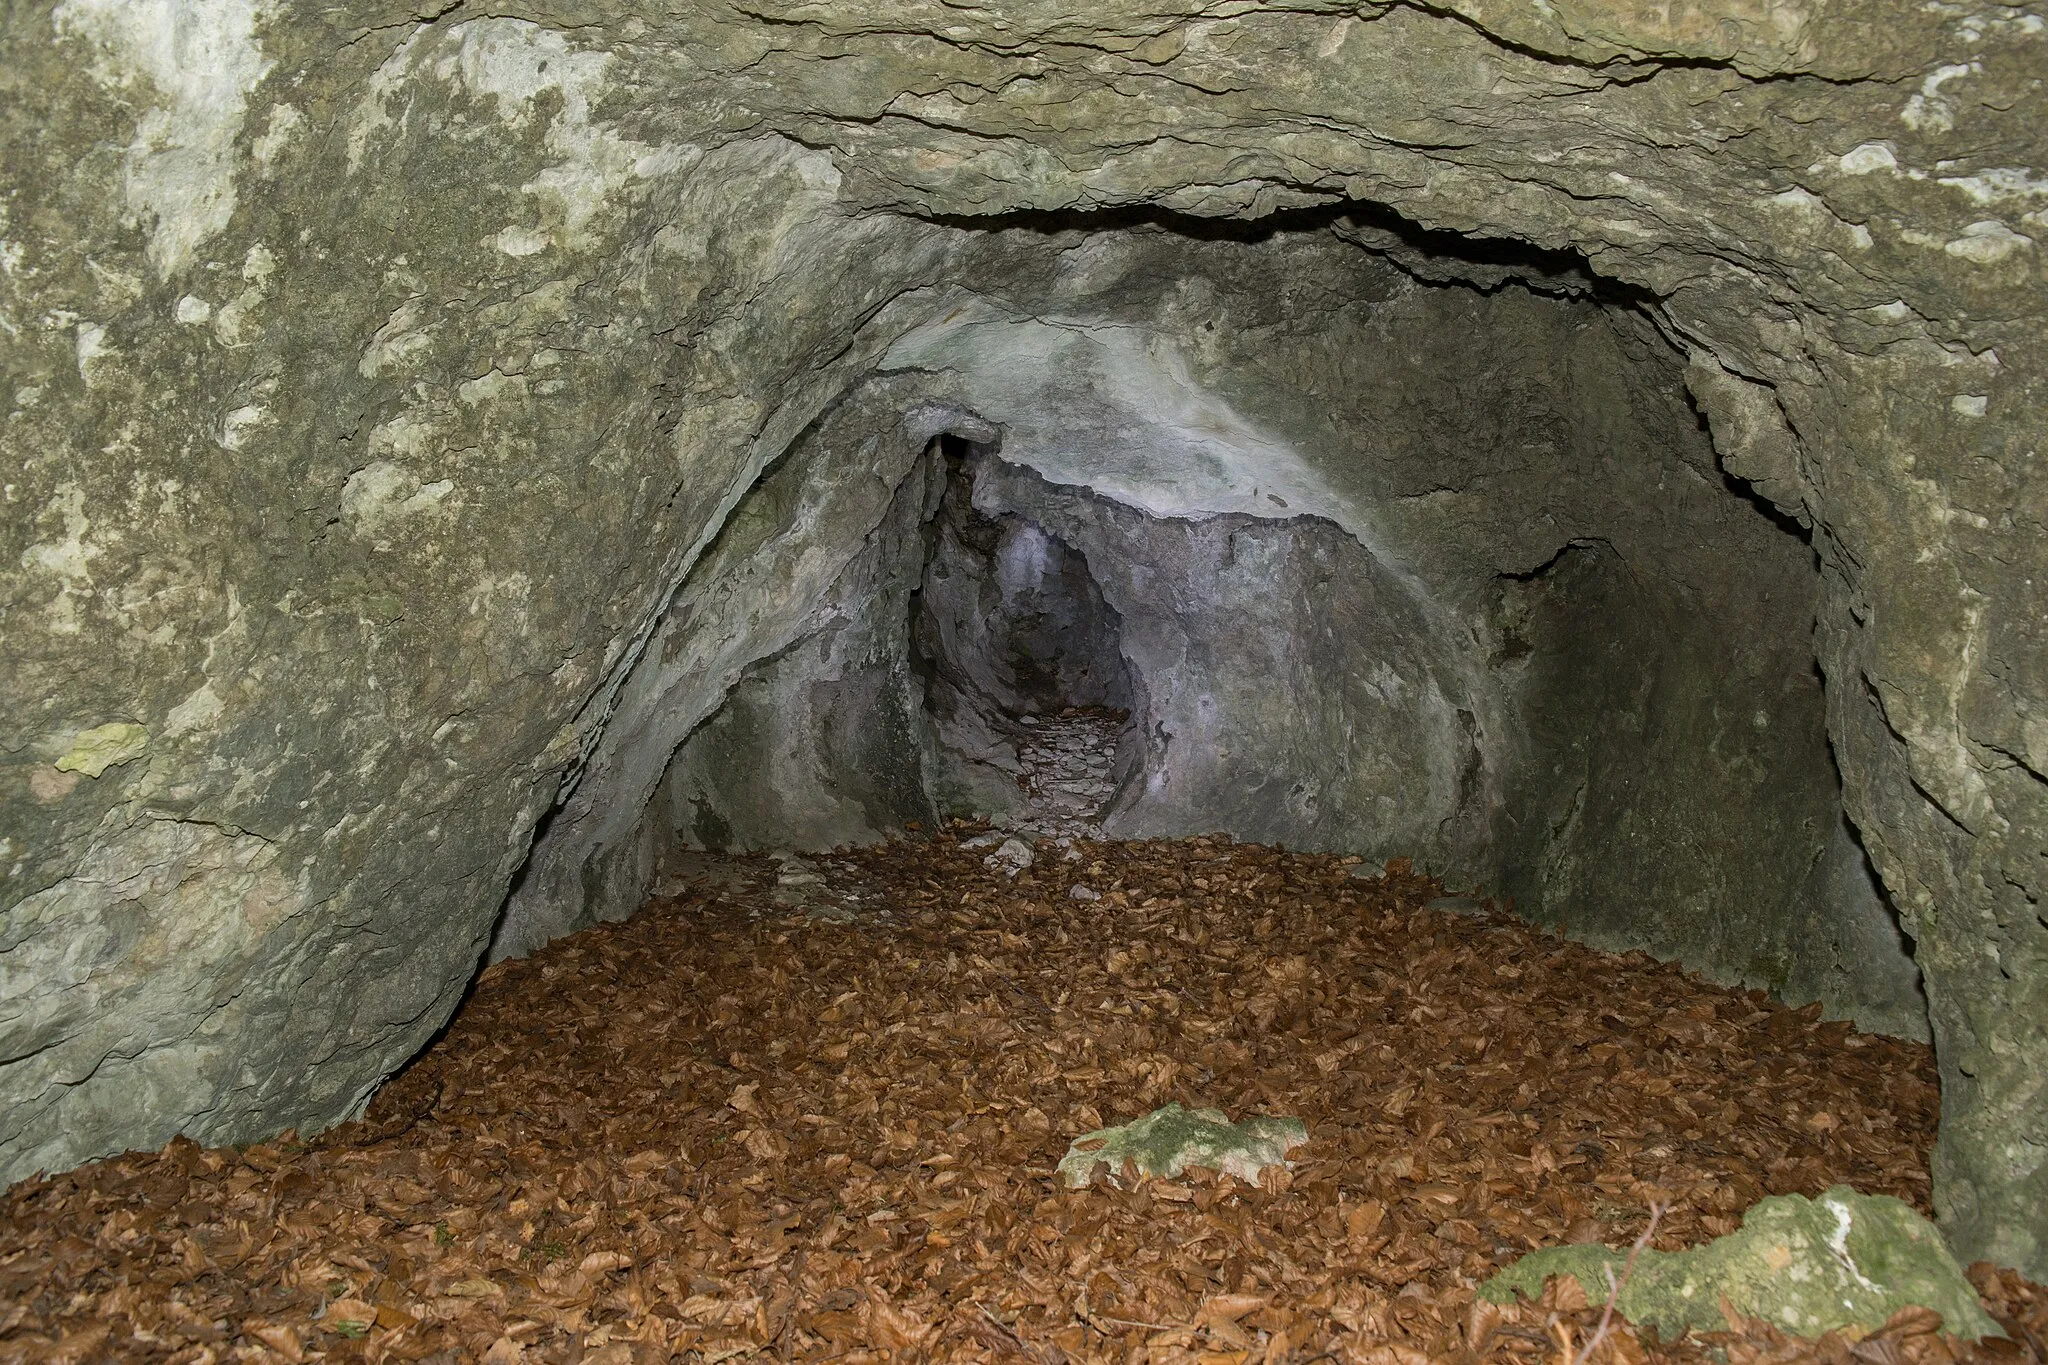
left=53, top=722, right=150, bottom=779
left=984, top=837, right=1036, bottom=876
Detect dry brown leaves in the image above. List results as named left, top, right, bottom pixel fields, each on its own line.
left=2, top=830, right=2041, bottom=1365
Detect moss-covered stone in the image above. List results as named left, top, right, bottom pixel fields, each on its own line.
left=1056, top=1102, right=1308, bottom=1189
left=1480, top=1187, right=2001, bottom=1342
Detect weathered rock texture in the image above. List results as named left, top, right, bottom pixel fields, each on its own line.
left=1, top=0, right=2042, bottom=1272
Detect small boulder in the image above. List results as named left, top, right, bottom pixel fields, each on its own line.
left=1479, top=1186, right=2001, bottom=1341
left=1057, top=1102, right=1308, bottom=1189
left=984, top=837, right=1036, bottom=875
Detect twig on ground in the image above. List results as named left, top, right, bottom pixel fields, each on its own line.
left=1499, top=1323, right=1561, bottom=1351
left=771, top=1249, right=806, bottom=1350
left=1083, top=1310, right=1179, bottom=1333
left=1548, top=1312, right=1576, bottom=1365
left=971, top=1303, right=1056, bottom=1364
left=1571, top=1202, right=1666, bottom=1365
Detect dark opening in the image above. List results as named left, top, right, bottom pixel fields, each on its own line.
left=910, top=435, right=1138, bottom=833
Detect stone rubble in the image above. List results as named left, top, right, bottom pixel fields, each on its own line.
left=999, top=708, right=1126, bottom=841
left=770, top=852, right=826, bottom=905
left=982, top=836, right=1037, bottom=877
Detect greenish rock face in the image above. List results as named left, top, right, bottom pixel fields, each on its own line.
left=1481, top=1187, right=2002, bottom=1342
left=1056, top=1102, right=1308, bottom=1189
left=2, top=0, right=2044, bottom=1279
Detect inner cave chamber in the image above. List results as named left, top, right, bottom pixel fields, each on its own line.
left=6, top=2, right=2046, bottom=1326
left=502, top=223, right=1930, bottom=1056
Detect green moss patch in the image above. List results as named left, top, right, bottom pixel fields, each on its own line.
left=1056, top=1102, right=1308, bottom=1189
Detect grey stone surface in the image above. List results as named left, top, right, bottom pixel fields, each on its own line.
left=1, top=0, right=2041, bottom=1272
left=976, top=458, right=1494, bottom=863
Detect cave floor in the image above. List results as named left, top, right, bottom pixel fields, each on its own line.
left=5, top=834, right=2045, bottom=1365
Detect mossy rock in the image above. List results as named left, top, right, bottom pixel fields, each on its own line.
left=1056, top=1102, right=1308, bottom=1188
left=1480, top=1187, right=2001, bottom=1341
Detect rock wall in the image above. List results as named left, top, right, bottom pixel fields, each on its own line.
left=2, top=0, right=2041, bottom=1271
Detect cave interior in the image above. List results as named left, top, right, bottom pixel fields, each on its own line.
left=511, top=216, right=1929, bottom=1055
left=6, top=3, right=2046, bottom=1353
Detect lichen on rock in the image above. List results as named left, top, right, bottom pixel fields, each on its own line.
left=53, top=721, right=149, bottom=778
left=1056, top=1102, right=1308, bottom=1189
left=1480, top=1186, right=2002, bottom=1342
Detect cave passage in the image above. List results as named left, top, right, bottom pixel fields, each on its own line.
left=11, top=0, right=2048, bottom=1342
left=911, top=434, right=1140, bottom=837
left=915, top=434, right=1136, bottom=722
left=8, top=182, right=2023, bottom=1365
left=552, top=245, right=1932, bottom=1069
left=4, top=0, right=2048, bottom=1301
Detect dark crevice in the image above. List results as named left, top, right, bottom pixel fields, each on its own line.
left=1498, top=537, right=1615, bottom=582
left=911, top=439, right=1137, bottom=795
left=902, top=197, right=1657, bottom=312
left=1719, top=468, right=1817, bottom=545
left=1383, top=0, right=1881, bottom=85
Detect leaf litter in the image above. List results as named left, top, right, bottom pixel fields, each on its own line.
left=2, top=827, right=2043, bottom=1364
